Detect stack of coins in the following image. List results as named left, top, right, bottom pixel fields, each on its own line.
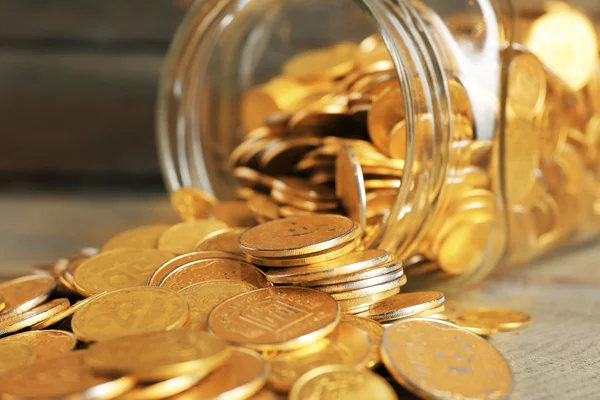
left=0, top=210, right=530, bottom=398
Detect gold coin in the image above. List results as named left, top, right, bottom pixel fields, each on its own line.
left=238, top=214, right=358, bottom=258
left=455, top=308, right=531, bottom=332
left=29, top=293, right=104, bottom=330
left=194, top=227, right=246, bottom=255
left=72, top=287, right=189, bottom=342
left=336, top=145, right=367, bottom=230
left=341, top=315, right=384, bottom=369
left=0, top=341, right=34, bottom=375
left=170, top=187, right=217, bottom=221
left=211, top=201, right=258, bottom=228
left=283, top=42, right=358, bottom=81
left=289, top=365, right=397, bottom=400
left=381, top=318, right=513, bottom=399
left=279, top=205, right=315, bottom=217
left=246, top=238, right=360, bottom=268
left=259, top=137, right=321, bottom=175
left=363, top=178, right=401, bottom=190
left=248, top=389, right=281, bottom=400
left=0, top=350, right=135, bottom=400
left=307, top=259, right=402, bottom=286
left=178, top=280, right=257, bottom=331
left=507, top=50, right=547, bottom=118
left=387, top=114, right=433, bottom=160
left=85, top=330, right=230, bottom=381
left=329, top=276, right=406, bottom=301
left=0, top=298, right=70, bottom=337
left=1, top=330, right=76, bottom=360
left=234, top=166, right=275, bottom=190
left=0, top=275, right=56, bottom=317
left=367, top=86, right=403, bottom=155
left=272, top=177, right=337, bottom=201
left=247, top=193, right=281, bottom=222
left=158, top=220, right=231, bottom=255
left=208, top=287, right=340, bottom=351
left=267, top=321, right=373, bottom=392
left=265, top=249, right=389, bottom=284
left=316, top=268, right=404, bottom=294
left=160, top=257, right=268, bottom=291
left=357, top=291, right=445, bottom=322
left=271, top=188, right=339, bottom=212
left=338, top=287, right=400, bottom=314
left=120, top=375, right=205, bottom=400
left=526, top=6, right=598, bottom=91
left=73, top=248, right=174, bottom=296
left=174, top=347, right=268, bottom=400
left=102, top=224, right=171, bottom=251
left=453, top=319, right=499, bottom=336
left=148, top=250, right=246, bottom=286
left=0, top=294, right=5, bottom=312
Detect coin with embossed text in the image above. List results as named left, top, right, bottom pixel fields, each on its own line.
left=381, top=318, right=513, bottom=399
left=71, top=287, right=189, bottom=342
left=208, top=287, right=340, bottom=351
left=73, top=249, right=174, bottom=296
left=290, top=365, right=397, bottom=400
left=178, top=280, right=257, bottom=331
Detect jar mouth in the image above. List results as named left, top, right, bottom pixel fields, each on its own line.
left=156, top=0, right=505, bottom=290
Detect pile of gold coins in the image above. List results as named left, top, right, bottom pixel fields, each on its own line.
left=0, top=208, right=531, bottom=399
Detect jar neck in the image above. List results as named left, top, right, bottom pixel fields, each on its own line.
left=361, top=0, right=452, bottom=255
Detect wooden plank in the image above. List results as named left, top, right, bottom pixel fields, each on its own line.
left=0, top=0, right=184, bottom=41
left=0, top=50, right=163, bottom=175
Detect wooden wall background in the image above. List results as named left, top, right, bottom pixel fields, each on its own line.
left=0, top=0, right=598, bottom=182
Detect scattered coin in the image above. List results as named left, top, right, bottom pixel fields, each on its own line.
left=1, top=330, right=76, bottom=360
left=159, top=257, right=268, bottom=291
left=336, top=145, right=367, bottom=230
left=0, top=275, right=56, bottom=317
left=208, top=287, right=340, bottom=351
left=290, top=365, right=397, bottom=400
left=119, top=374, right=205, bottom=400
left=341, top=315, right=384, bottom=368
left=0, top=298, right=70, bottom=337
left=0, top=341, right=34, bottom=375
left=267, top=321, right=373, bottom=392
left=102, top=224, right=171, bottom=251
left=170, top=187, right=218, bottom=221
left=73, top=248, right=174, bottom=295
left=194, top=227, right=246, bottom=255
left=178, top=280, right=257, bottom=331
left=85, top=330, right=230, bottom=381
left=157, top=220, right=229, bottom=254
left=455, top=308, right=532, bottom=332
left=357, top=291, right=445, bottom=322
left=0, top=350, right=136, bottom=399
left=381, top=318, right=513, bottom=399
left=238, top=214, right=359, bottom=258
left=211, top=200, right=258, bottom=228
left=174, top=347, right=269, bottom=400
left=72, top=287, right=189, bottom=342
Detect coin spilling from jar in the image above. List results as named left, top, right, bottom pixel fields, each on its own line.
left=0, top=210, right=528, bottom=399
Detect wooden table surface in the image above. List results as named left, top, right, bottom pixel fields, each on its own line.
left=1, top=192, right=599, bottom=399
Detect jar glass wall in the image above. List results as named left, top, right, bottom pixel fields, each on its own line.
left=157, top=0, right=600, bottom=290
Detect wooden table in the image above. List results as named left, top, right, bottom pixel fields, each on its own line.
left=1, top=192, right=599, bottom=399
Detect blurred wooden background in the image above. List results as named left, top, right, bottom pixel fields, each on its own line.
left=0, top=0, right=598, bottom=184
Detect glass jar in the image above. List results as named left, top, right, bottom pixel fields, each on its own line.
left=157, top=0, right=600, bottom=290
